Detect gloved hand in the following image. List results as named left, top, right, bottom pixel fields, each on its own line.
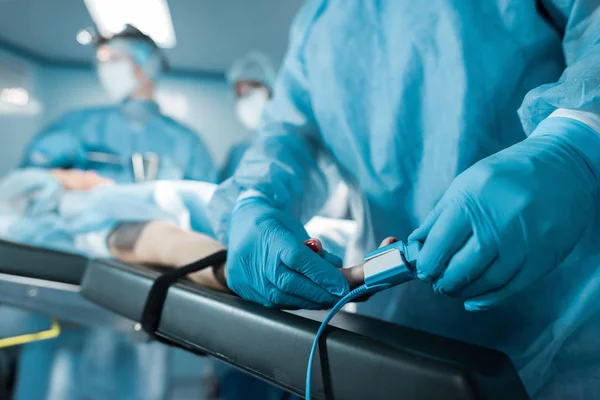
left=226, top=197, right=349, bottom=309
left=409, top=117, right=600, bottom=311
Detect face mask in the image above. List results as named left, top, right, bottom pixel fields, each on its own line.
left=97, top=60, right=139, bottom=101
left=235, top=87, right=269, bottom=130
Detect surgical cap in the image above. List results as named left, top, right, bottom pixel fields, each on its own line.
left=227, top=52, right=276, bottom=91
left=107, top=38, right=164, bottom=82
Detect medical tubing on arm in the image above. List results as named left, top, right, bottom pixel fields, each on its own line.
left=305, top=283, right=390, bottom=400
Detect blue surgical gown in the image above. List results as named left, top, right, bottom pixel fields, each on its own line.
left=210, top=1, right=600, bottom=398
left=219, top=140, right=251, bottom=182
left=21, top=99, right=218, bottom=183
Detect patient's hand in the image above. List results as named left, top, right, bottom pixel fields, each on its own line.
left=51, top=168, right=114, bottom=191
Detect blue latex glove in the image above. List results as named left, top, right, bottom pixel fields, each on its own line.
left=226, top=197, right=349, bottom=309
left=410, top=118, right=600, bottom=311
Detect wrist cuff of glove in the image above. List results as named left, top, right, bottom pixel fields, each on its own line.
left=531, top=117, right=600, bottom=181
left=237, top=189, right=271, bottom=203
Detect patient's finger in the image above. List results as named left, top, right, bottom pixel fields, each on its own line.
left=344, top=236, right=400, bottom=291
left=380, top=237, right=398, bottom=248
left=341, top=266, right=364, bottom=289
left=304, top=238, right=323, bottom=255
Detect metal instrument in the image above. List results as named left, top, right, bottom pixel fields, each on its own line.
left=87, top=151, right=161, bottom=182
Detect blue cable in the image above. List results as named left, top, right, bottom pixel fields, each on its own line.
left=305, top=283, right=391, bottom=400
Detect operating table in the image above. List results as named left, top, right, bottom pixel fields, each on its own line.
left=0, top=239, right=530, bottom=399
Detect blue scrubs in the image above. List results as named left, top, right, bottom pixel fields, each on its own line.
left=21, top=99, right=218, bottom=183
left=209, top=1, right=600, bottom=398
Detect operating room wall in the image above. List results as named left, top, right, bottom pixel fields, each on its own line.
left=0, top=46, right=253, bottom=177
left=0, top=49, right=44, bottom=175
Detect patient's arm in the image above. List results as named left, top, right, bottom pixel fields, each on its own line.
left=107, top=221, right=371, bottom=295
left=108, top=221, right=230, bottom=293
left=51, top=169, right=114, bottom=190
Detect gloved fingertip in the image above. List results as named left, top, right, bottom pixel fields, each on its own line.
left=409, top=217, right=436, bottom=241
left=464, top=301, right=487, bottom=312
left=407, top=228, right=424, bottom=242
left=321, top=249, right=343, bottom=268
left=432, top=283, right=445, bottom=295
left=432, top=274, right=459, bottom=296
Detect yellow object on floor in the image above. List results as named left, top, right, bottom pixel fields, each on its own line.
left=0, top=320, right=60, bottom=348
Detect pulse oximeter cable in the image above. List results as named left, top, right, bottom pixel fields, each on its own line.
left=305, top=240, right=422, bottom=400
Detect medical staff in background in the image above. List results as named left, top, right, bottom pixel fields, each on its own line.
left=220, top=52, right=275, bottom=181
left=12, top=25, right=217, bottom=400
left=21, top=25, right=218, bottom=184
left=209, top=1, right=600, bottom=398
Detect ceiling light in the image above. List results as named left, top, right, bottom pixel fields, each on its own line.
left=0, top=88, right=29, bottom=106
left=83, top=0, right=176, bottom=48
left=76, top=29, right=93, bottom=45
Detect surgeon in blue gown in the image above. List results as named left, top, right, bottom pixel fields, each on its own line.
left=21, top=25, right=217, bottom=184
left=210, top=1, right=600, bottom=398
left=13, top=26, right=218, bottom=400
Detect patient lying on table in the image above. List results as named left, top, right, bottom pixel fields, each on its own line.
left=0, top=168, right=365, bottom=297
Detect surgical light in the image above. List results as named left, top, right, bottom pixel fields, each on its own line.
left=0, top=88, right=29, bottom=106
left=83, top=0, right=176, bottom=48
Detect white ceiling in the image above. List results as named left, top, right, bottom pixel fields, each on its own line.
left=0, top=0, right=303, bottom=74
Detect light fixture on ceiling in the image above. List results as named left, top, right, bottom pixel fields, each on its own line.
left=82, top=0, right=176, bottom=48
left=76, top=29, right=93, bottom=45
left=0, top=87, right=43, bottom=115
left=0, top=87, right=29, bottom=106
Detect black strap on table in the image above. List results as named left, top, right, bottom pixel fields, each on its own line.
left=141, top=250, right=227, bottom=336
